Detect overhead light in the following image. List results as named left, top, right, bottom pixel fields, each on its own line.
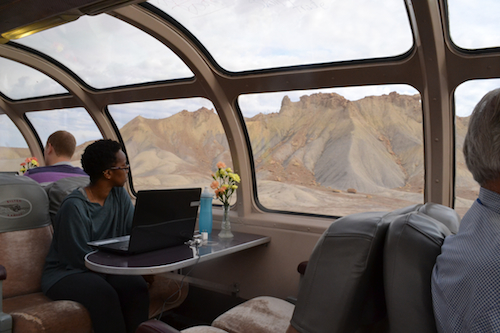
left=1, top=14, right=80, bottom=41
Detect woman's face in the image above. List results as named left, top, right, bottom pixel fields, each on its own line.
left=108, top=150, right=129, bottom=187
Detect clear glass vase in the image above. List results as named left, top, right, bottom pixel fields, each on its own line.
left=218, top=203, right=234, bottom=238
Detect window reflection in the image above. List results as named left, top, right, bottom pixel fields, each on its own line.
left=239, top=85, right=423, bottom=216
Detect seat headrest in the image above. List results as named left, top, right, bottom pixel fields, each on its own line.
left=44, top=176, right=90, bottom=223
left=384, top=210, right=455, bottom=333
left=417, top=202, right=460, bottom=234
left=0, top=174, right=51, bottom=232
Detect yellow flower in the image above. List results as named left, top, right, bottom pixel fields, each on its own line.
left=231, top=185, right=238, bottom=190
left=232, top=173, right=241, bottom=182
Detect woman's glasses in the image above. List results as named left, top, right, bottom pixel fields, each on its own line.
left=109, top=164, right=130, bottom=171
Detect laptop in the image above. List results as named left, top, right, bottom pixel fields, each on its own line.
left=88, top=187, right=202, bottom=255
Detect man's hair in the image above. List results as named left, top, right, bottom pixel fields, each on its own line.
left=47, top=130, right=76, bottom=158
left=81, top=139, right=122, bottom=183
left=463, top=88, right=500, bottom=186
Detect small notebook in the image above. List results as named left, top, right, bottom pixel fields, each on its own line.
left=87, top=187, right=201, bottom=255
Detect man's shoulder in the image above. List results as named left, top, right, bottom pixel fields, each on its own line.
left=27, top=164, right=84, bottom=175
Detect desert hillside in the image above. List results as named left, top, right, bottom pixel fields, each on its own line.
left=0, top=92, right=477, bottom=215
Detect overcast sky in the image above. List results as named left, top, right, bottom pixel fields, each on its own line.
left=1, top=0, right=500, bottom=147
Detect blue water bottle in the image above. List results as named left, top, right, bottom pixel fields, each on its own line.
left=199, top=187, right=213, bottom=234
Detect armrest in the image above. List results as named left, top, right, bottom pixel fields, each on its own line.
left=136, top=319, right=181, bottom=333
left=297, top=261, right=308, bottom=275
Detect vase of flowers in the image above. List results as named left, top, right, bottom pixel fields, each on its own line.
left=19, top=157, right=38, bottom=175
left=211, top=161, right=240, bottom=238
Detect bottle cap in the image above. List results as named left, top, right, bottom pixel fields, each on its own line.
left=201, top=232, right=208, bottom=240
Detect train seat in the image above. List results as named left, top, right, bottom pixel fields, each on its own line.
left=0, top=174, right=189, bottom=332
left=383, top=209, right=459, bottom=333
left=42, top=176, right=90, bottom=224
left=137, top=202, right=460, bottom=333
left=0, top=174, right=92, bottom=333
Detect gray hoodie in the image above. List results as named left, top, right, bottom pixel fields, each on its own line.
left=41, top=186, right=134, bottom=293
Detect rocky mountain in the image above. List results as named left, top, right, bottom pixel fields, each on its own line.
left=118, top=91, right=473, bottom=194
left=0, top=92, right=475, bottom=199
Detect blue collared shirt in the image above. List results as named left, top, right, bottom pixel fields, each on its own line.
left=432, top=187, right=500, bottom=332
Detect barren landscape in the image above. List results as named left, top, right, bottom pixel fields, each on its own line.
left=0, top=92, right=478, bottom=216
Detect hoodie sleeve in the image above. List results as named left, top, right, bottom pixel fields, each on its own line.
left=117, top=187, right=134, bottom=234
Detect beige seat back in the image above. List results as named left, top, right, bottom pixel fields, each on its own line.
left=0, top=175, right=52, bottom=298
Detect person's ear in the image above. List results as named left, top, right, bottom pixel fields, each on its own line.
left=45, top=143, right=53, bottom=155
left=103, top=169, right=112, bottom=180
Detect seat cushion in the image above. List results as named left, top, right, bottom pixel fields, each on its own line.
left=0, top=226, right=52, bottom=298
left=212, top=296, right=294, bottom=333
left=4, top=292, right=92, bottom=333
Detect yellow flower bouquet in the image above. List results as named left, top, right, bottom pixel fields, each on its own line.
left=210, top=161, right=241, bottom=207
left=210, top=161, right=240, bottom=238
left=19, top=157, right=39, bottom=175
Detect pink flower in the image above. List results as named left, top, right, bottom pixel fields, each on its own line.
left=210, top=180, right=219, bottom=189
left=216, top=161, right=226, bottom=169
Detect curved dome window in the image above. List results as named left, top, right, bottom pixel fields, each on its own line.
left=108, top=98, right=234, bottom=194
left=0, top=57, right=68, bottom=100
left=15, top=14, right=193, bottom=89
left=26, top=108, right=102, bottom=148
left=239, top=84, right=423, bottom=216
left=150, top=0, right=413, bottom=72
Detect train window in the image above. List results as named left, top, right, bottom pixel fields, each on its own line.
left=108, top=98, right=233, bottom=194
left=0, top=114, right=30, bottom=172
left=150, top=0, right=413, bottom=72
left=0, top=57, right=68, bottom=100
left=14, top=14, right=193, bottom=89
left=25, top=108, right=102, bottom=166
left=454, top=78, right=500, bottom=216
left=447, top=0, right=500, bottom=49
left=238, top=84, right=423, bottom=216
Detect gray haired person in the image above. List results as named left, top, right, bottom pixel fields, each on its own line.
left=432, top=88, right=500, bottom=332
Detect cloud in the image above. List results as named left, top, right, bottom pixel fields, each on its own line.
left=2, top=0, right=500, bottom=148
left=0, top=58, right=67, bottom=99
left=108, top=97, right=215, bottom=128
left=26, top=108, right=102, bottom=145
left=455, top=78, right=500, bottom=117
left=239, top=84, right=420, bottom=117
left=152, top=0, right=413, bottom=71
left=16, top=14, right=193, bottom=89
left=448, top=0, right=500, bottom=49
